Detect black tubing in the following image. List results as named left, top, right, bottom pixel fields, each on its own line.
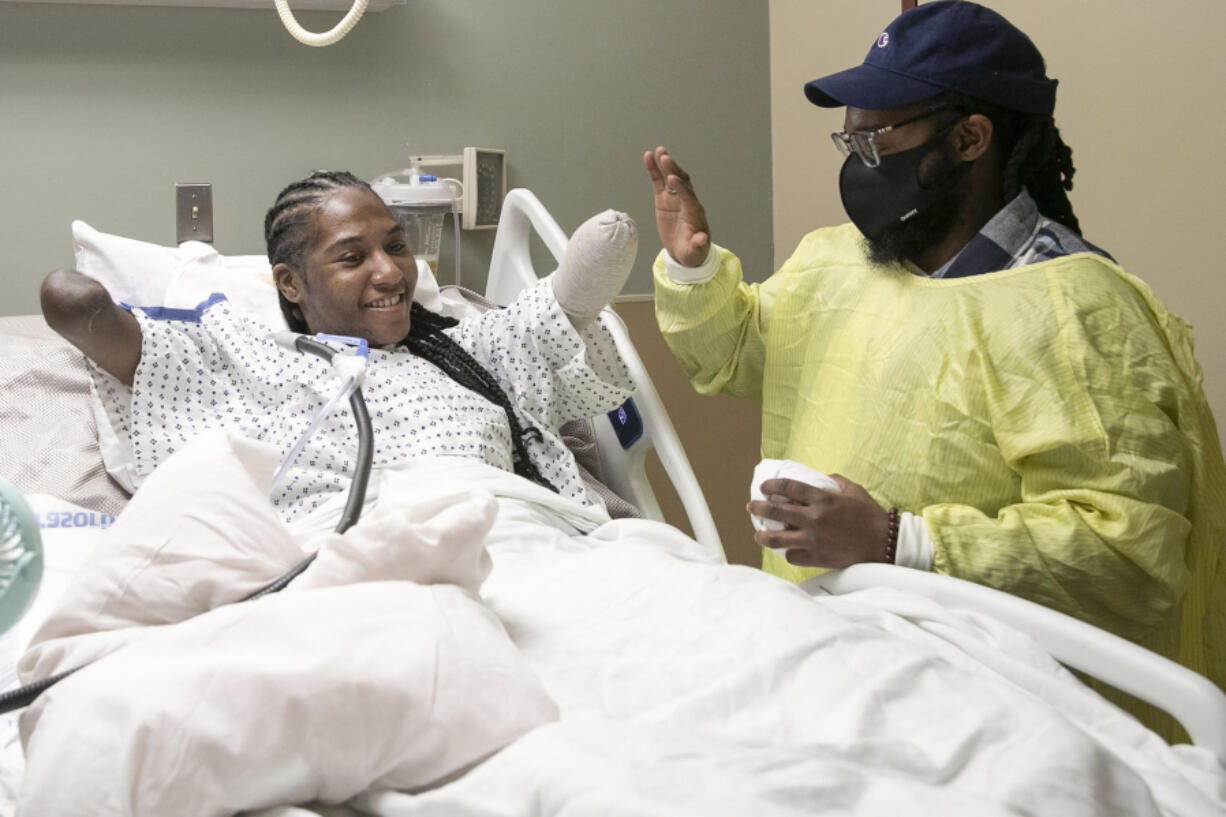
left=0, top=668, right=80, bottom=715
left=286, top=336, right=373, bottom=534
left=337, top=384, right=373, bottom=535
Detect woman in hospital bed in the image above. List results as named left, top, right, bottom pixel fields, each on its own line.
left=15, top=172, right=1225, bottom=816
left=41, top=170, right=639, bottom=526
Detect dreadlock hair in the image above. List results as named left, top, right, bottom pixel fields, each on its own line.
left=923, top=91, right=1081, bottom=236
left=265, top=170, right=559, bottom=493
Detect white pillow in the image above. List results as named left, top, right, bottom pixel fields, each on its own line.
left=71, top=220, right=470, bottom=327
left=72, top=220, right=286, bottom=329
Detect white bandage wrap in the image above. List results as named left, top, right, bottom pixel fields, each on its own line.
left=550, top=209, right=638, bottom=327
left=895, top=512, right=934, bottom=571
left=663, top=245, right=719, bottom=284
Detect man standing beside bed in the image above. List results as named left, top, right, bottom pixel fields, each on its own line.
left=646, top=0, right=1226, bottom=736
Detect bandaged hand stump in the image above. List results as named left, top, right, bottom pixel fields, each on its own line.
left=551, top=209, right=638, bottom=327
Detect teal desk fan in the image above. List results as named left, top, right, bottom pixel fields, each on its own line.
left=0, top=478, right=42, bottom=634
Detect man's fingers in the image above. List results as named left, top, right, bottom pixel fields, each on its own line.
left=644, top=150, right=667, bottom=190
left=643, top=150, right=659, bottom=177
left=753, top=525, right=800, bottom=549
left=667, top=172, right=703, bottom=201
left=658, top=150, right=692, bottom=184
left=653, top=146, right=695, bottom=193
left=754, top=530, right=819, bottom=567
left=758, top=477, right=832, bottom=504
left=784, top=548, right=819, bottom=567
left=748, top=498, right=813, bottom=532
left=751, top=524, right=826, bottom=567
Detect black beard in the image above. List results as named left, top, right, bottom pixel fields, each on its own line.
left=863, top=148, right=968, bottom=268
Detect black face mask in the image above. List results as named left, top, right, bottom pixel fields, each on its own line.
left=838, top=134, right=954, bottom=242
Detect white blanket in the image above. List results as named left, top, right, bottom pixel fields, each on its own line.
left=437, top=515, right=1223, bottom=816
left=14, top=436, right=558, bottom=816
left=13, top=447, right=1226, bottom=816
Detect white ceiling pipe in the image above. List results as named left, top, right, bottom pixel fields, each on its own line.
left=274, top=0, right=368, bottom=46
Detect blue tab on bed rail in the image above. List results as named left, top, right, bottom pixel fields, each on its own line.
left=607, top=398, right=643, bottom=450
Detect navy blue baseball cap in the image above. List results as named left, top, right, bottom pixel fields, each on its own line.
left=804, top=1, right=1057, bottom=115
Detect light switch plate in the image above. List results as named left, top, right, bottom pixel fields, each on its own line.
left=176, top=183, right=213, bottom=244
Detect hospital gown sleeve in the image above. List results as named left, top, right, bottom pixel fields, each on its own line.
left=926, top=271, right=1196, bottom=642
left=120, top=298, right=279, bottom=480
left=443, top=278, right=633, bottom=429
left=651, top=245, right=773, bottom=401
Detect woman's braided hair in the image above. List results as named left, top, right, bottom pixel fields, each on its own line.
left=927, top=91, right=1082, bottom=235
left=264, top=170, right=558, bottom=492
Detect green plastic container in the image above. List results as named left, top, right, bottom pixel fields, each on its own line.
left=0, top=478, right=42, bottom=634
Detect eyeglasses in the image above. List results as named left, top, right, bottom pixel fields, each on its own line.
left=830, top=107, right=954, bottom=168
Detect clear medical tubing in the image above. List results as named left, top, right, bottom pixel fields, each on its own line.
left=271, top=375, right=359, bottom=495
left=274, top=0, right=369, bottom=47
left=0, top=336, right=376, bottom=714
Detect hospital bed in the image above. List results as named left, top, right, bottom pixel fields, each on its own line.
left=0, top=190, right=1223, bottom=816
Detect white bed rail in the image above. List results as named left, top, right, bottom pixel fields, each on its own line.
left=486, top=189, right=723, bottom=561
left=804, top=564, right=1226, bottom=761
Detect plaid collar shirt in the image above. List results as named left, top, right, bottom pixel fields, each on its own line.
left=926, top=190, right=1112, bottom=280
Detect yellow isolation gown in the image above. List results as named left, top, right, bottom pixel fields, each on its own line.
left=654, top=222, right=1226, bottom=738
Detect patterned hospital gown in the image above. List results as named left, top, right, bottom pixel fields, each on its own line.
left=92, top=279, right=634, bottom=522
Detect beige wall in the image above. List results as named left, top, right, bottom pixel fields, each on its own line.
left=615, top=299, right=765, bottom=567
left=770, top=0, right=1226, bottom=453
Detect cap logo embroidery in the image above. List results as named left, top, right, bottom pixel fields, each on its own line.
left=877, top=33, right=889, bottom=47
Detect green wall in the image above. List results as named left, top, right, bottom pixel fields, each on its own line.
left=0, top=0, right=772, bottom=313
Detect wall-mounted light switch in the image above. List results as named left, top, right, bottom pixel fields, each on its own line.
left=176, top=183, right=213, bottom=244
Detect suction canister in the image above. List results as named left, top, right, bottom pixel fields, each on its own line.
left=371, top=171, right=462, bottom=281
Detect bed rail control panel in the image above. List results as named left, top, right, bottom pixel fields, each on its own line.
left=606, top=399, right=643, bottom=450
